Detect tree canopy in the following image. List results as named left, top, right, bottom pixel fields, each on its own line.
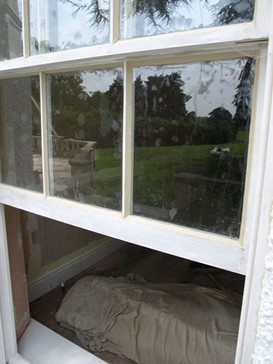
left=43, top=0, right=255, bottom=148
left=60, top=0, right=254, bottom=28
left=135, top=72, right=191, bottom=120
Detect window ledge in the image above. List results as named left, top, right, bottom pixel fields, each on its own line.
left=18, top=319, right=106, bottom=364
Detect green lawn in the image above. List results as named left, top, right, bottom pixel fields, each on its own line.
left=85, top=139, right=247, bottom=236
left=93, top=139, right=247, bottom=208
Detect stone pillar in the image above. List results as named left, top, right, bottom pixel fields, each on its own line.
left=68, top=141, right=96, bottom=193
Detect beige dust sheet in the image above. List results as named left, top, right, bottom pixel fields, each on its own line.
left=56, top=275, right=240, bottom=364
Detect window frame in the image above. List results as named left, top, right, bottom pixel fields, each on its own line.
left=0, top=312, right=6, bottom=364
left=0, top=47, right=265, bottom=273
left=0, top=1, right=273, bottom=363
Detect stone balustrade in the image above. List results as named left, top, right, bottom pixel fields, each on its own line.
left=33, top=135, right=96, bottom=158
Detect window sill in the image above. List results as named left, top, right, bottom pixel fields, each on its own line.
left=18, top=319, right=106, bottom=364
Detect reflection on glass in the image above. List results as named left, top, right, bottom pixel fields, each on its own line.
left=29, top=0, right=109, bottom=54
left=0, top=76, right=42, bottom=191
left=120, top=0, right=255, bottom=39
left=48, top=68, right=123, bottom=210
left=133, top=58, right=255, bottom=237
left=0, top=0, right=23, bottom=60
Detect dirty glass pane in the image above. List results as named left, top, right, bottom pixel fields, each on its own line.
left=29, top=0, right=109, bottom=54
left=0, top=76, right=42, bottom=191
left=0, top=0, right=23, bottom=60
left=133, top=58, right=255, bottom=237
left=120, top=0, right=255, bottom=39
left=48, top=68, right=123, bottom=210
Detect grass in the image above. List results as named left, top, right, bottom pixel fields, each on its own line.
left=72, top=130, right=246, bottom=236
left=93, top=137, right=248, bottom=205
left=83, top=137, right=248, bottom=235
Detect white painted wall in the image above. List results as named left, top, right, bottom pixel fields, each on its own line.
left=253, top=209, right=273, bottom=363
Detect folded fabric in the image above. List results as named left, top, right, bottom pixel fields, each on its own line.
left=55, top=275, right=240, bottom=364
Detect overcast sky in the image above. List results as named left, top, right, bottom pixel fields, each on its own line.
left=80, top=58, right=243, bottom=118
left=29, top=0, right=238, bottom=50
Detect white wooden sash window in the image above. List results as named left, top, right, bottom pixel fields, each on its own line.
left=0, top=1, right=273, bottom=363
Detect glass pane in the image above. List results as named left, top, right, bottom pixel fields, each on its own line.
left=120, top=0, right=255, bottom=39
left=133, top=58, right=255, bottom=237
left=29, top=0, right=109, bottom=54
left=0, top=76, right=43, bottom=191
left=0, top=0, right=23, bottom=60
left=48, top=68, right=123, bottom=210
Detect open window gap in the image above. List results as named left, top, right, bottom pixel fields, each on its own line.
left=5, top=207, right=245, bottom=364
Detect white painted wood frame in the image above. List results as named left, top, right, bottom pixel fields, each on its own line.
left=0, top=205, right=18, bottom=363
left=0, top=313, right=6, bottom=364
left=0, top=47, right=266, bottom=274
left=0, top=1, right=273, bottom=363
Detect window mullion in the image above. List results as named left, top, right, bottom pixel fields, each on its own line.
left=0, top=204, right=17, bottom=361
left=37, top=2, right=46, bottom=54
left=0, top=312, right=6, bottom=363
left=122, top=1, right=134, bottom=39
left=122, top=61, right=133, bottom=218
left=254, top=0, right=272, bottom=32
left=22, top=0, right=30, bottom=58
left=40, top=72, right=50, bottom=197
left=110, top=0, right=119, bottom=44
left=235, top=27, right=273, bottom=364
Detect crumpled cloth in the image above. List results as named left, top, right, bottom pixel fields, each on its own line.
left=55, top=275, right=240, bottom=364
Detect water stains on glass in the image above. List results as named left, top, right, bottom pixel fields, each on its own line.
left=133, top=58, right=255, bottom=237
left=120, top=0, right=255, bottom=39
left=29, top=0, right=110, bottom=54
left=47, top=68, right=123, bottom=210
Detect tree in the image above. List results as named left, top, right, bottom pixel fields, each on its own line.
left=233, top=58, right=255, bottom=130
left=126, top=0, right=192, bottom=27
left=101, top=75, right=123, bottom=150
left=59, top=0, right=109, bottom=26
left=59, top=0, right=191, bottom=28
left=134, top=75, right=146, bottom=117
left=208, top=107, right=232, bottom=123
left=105, top=74, right=123, bottom=113
left=134, top=72, right=193, bottom=146
left=49, top=73, right=90, bottom=138
left=134, top=72, right=190, bottom=120
left=211, top=0, right=254, bottom=25
left=63, top=0, right=253, bottom=29
left=144, top=72, right=190, bottom=120
left=54, top=0, right=255, bottom=147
